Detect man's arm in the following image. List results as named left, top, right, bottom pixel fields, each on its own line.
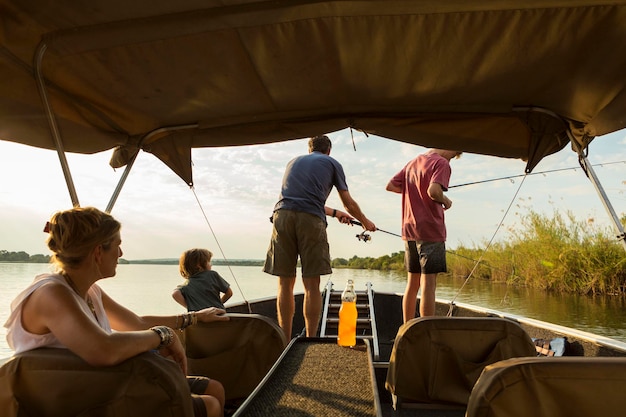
left=386, top=181, right=402, bottom=193
left=337, top=190, right=376, bottom=231
left=324, top=206, right=353, bottom=224
left=427, top=182, right=452, bottom=209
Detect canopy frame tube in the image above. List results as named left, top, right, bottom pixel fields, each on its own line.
left=105, top=124, right=198, bottom=213
left=34, top=41, right=80, bottom=208
left=572, top=139, right=626, bottom=252
left=36, top=36, right=199, bottom=214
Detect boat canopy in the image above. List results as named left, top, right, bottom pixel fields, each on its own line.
left=1, top=0, right=626, bottom=185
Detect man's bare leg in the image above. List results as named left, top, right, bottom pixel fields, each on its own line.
left=277, top=276, right=296, bottom=339
left=402, top=272, right=421, bottom=323
left=419, top=273, right=437, bottom=317
left=303, top=276, right=321, bottom=336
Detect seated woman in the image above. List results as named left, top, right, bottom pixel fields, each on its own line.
left=4, top=207, right=229, bottom=417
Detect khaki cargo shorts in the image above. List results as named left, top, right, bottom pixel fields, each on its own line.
left=263, top=209, right=332, bottom=278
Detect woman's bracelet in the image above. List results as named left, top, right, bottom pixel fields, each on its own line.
left=176, top=312, right=197, bottom=330
left=151, top=326, right=174, bottom=348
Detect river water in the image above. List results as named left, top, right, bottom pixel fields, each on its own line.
left=2, top=262, right=626, bottom=357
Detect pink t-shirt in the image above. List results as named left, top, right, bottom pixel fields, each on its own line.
left=389, top=152, right=451, bottom=242
left=4, top=273, right=110, bottom=354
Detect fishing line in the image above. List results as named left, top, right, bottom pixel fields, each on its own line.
left=446, top=174, right=528, bottom=315
left=445, top=249, right=526, bottom=283
left=350, top=193, right=526, bottom=310
left=444, top=161, right=625, bottom=311
left=449, top=160, right=625, bottom=189
left=191, top=187, right=252, bottom=313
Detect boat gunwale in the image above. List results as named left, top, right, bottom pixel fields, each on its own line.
left=225, top=290, right=626, bottom=355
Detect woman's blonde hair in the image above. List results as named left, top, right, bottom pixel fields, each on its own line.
left=45, top=207, right=121, bottom=273
left=179, top=248, right=212, bottom=278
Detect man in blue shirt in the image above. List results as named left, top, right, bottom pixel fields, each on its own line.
left=263, top=135, right=376, bottom=339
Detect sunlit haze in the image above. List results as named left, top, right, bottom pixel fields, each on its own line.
left=1, top=129, right=624, bottom=261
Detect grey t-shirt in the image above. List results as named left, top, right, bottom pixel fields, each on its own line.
left=273, top=151, right=348, bottom=221
left=176, top=270, right=230, bottom=310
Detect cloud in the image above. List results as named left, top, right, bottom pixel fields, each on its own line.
left=1, top=129, right=625, bottom=261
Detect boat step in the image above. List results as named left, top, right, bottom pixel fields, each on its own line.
left=319, top=281, right=380, bottom=360
left=327, top=303, right=370, bottom=309
left=325, top=318, right=371, bottom=324
left=322, top=335, right=373, bottom=341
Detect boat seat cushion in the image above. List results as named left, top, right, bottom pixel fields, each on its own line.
left=185, top=313, right=287, bottom=401
left=467, top=356, right=626, bottom=417
left=0, top=347, right=193, bottom=417
left=385, top=316, right=536, bottom=406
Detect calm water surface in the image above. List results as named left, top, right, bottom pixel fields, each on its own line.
left=2, top=262, right=626, bottom=357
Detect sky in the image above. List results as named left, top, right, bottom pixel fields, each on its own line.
left=1, top=129, right=625, bottom=262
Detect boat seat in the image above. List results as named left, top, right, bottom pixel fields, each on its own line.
left=467, top=356, right=626, bottom=416
left=0, top=347, right=193, bottom=417
left=385, top=316, right=536, bottom=410
left=184, top=313, right=287, bottom=401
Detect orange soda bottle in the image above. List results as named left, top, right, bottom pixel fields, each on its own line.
left=338, top=279, right=357, bottom=347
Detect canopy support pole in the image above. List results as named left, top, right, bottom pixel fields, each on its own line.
left=34, top=42, right=80, bottom=207
left=105, top=151, right=138, bottom=214
left=105, top=124, right=198, bottom=213
left=574, top=142, right=626, bottom=252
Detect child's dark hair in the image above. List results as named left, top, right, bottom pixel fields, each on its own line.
left=179, top=248, right=212, bottom=278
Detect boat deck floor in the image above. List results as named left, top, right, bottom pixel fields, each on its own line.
left=233, top=338, right=378, bottom=416
left=232, top=337, right=468, bottom=417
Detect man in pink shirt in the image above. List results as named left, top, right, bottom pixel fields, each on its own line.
left=386, top=149, right=462, bottom=322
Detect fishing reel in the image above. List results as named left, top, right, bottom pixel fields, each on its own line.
left=349, top=219, right=401, bottom=242
left=356, top=231, right=372, bottom=242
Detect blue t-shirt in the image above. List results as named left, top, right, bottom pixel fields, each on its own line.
left=273, top=151, right=348, bottom=221
left=176, top=270, right=230, bottom=311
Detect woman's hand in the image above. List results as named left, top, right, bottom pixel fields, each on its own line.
left=195, top=307, right=230, bottom=323
left=158, top=332, right=188, bottom=374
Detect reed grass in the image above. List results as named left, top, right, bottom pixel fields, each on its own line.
left=447, top=209, right=626, bottom=295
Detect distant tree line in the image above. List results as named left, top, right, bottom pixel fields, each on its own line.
left=6, top=206, right=625, bottom=296
left=1, top=248, right=400, bottom=269
left=0, top=250, right=50, bottom=263
left=0, top=251, right=263, bottom=267
left=127, top=258, right=264, bottom=266
left=331, top=252, right=405, bottom=270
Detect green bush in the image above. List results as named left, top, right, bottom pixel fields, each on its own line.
left=447, top=209, right=626, bottom=295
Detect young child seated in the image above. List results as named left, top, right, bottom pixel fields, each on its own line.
left=172, top=248, right=233, bottom=310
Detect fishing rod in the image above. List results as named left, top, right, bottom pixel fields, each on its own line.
left=449, top=160, right=625, bottom=189
left=349, top=220, right=401, bottom=242
left=346, top=161, right=625, bottom=241
left=349, top=221, right=527, bottom=282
